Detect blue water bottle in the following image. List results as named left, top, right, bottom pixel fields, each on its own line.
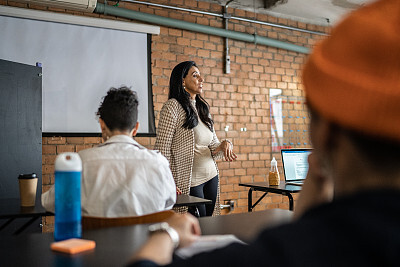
left=54, top=152, right=82, bottom=241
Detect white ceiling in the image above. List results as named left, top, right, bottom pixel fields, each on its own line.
left=206, top=0, right=376, bottom=26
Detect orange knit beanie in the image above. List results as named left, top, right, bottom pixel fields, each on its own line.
left=303, top=0, right=400, bottom=141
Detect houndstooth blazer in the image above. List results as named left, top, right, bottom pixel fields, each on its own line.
left=154, top=98, right=224, bottom=216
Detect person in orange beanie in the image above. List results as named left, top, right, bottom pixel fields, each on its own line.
left=128, top=0, right=400, bottom=266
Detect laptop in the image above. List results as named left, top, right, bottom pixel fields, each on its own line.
left=281, top=148, right=313, bottom=186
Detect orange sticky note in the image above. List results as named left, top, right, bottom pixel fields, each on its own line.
left=51, top=238, right=96, bottom=254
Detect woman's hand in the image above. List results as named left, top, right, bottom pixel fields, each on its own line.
left=213, top=140, right=237, bottom=161
left=176, top=187, right=182, bottom=195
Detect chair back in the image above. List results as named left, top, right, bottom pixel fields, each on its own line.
left=82, top=210, right=175, bottom=230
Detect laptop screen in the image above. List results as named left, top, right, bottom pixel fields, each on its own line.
left=281, top=149, right=312, bottom=182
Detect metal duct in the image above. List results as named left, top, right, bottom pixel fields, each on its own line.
left=94, top=3, right=310, bottom=54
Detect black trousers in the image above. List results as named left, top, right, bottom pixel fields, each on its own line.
left=189, top=175, right=218, bottom=217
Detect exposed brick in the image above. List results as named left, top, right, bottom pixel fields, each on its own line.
left=56, top=145, right=75, bottom=154
left=190, top=39, right=203, bottom=48
left=42, top=165, right=55, bottom=175
left=66, top=137, right=84, bottom=144
left=42, top=145, right=56, bottom=155
left=197, top=49, right=210, bottom=58
left=43, top=155, right=56, bottom=165
left=177, top=37, right=190, bottom=46
left=253, top=65, right=264, bottom=73
left=0, top=0, right=329, bottom=229
left=196, top=16, right=209, bottom=26
left=84, top=137, right=102, bottom=144
left=47, top=137, right=66, bottom=145
left=168, top=28, right=182, bottom=37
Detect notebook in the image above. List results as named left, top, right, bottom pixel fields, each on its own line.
left=281, top=148, right=313, bottom=186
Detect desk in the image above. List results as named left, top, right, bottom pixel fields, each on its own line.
left=0, top=196, right=209, bottom=234
left=199, top=209, right=292, bottom=242
left=0, top=198, right=53, bottom=235
left=174, top=195, right=212, bottom=217
left=174, top=195, right=212, bottom=208
left=239, top=181, right=302, bottom=211
left=0, top=209, right=292, bottom=266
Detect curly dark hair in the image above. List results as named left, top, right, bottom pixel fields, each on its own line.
left=96, top=86, right=139, bottom=131
left=169, top=61, right=213, bottom=131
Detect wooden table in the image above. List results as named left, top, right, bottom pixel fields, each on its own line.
left=239, top=181, right=302, bottom=211
left=0, top=209, right=292, bottom=266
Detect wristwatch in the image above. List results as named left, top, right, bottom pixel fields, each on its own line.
left=148, top=222, right=180, bottom=249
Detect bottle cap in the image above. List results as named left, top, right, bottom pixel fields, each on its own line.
left=55, top=153, right=82, bottom=172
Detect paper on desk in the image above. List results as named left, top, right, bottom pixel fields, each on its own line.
left=175, top=235, right=246, bottom=259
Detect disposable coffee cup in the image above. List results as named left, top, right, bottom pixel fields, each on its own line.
left=18, top=173, right=38, bottom=207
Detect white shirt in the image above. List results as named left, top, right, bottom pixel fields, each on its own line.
left=192, top=118, right=218, bottom=187
left=41, top=135, right=176, bottom=217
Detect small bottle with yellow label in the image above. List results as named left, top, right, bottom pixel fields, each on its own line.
left=268, top=157, right=280, bottom=186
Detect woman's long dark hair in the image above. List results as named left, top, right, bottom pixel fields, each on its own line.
left=169, top=61, right=213, bottom=131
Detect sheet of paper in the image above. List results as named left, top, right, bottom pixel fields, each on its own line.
left=175, top=235, right=246, bottom=259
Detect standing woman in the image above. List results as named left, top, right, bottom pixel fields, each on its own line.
left=155, top=61, right=236, bottom=217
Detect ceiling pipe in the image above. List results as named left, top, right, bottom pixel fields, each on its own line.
left=94, top=3, right=310, bottom=54
left=122, top=0, right=327, bottom=36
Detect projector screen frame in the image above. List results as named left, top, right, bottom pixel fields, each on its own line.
left=41, top=34, right=156, bottom=138
left=0, top=6, right=158, bottom=138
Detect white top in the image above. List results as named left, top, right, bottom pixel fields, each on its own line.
left=41, top=135, right=176, bottom=217
left=191, top=100, right=218, bottom=187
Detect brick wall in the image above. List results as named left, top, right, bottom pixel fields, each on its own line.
left=2, top=0, right=329, bottom=231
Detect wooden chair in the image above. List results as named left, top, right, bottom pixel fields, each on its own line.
left=82, top=210, right=175, bottom=230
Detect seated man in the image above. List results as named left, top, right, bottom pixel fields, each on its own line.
left=42, top=87, right=176, bottom=217
left=129, top=0, right=400, bottom=266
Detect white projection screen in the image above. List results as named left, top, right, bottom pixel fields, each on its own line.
left=0, top=8, right=156, bottom=136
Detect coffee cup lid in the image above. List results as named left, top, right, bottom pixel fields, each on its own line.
left=18, top=173, right=37, bottom=179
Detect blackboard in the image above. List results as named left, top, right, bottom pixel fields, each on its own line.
left=0, top=6, right=157, bottom=136
left=0, top=59, right=42, bottom=200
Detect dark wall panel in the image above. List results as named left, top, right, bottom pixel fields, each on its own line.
left=0, top=59, right=42, bottom=200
